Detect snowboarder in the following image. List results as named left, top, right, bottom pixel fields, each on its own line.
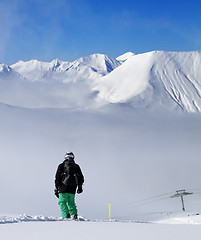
left=54, top=152, right=84, bottom=220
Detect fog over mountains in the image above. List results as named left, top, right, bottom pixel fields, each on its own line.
left=0, top=51, right=201, bottom=112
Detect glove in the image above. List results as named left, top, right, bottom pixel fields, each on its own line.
left=54, top=188, right=59, bottom=198
left=77, top=185, right=83, bottom=194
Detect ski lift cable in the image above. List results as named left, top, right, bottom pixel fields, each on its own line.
left=114, top=194, right=172, bottom=213
left=134, top=196, right=170, bottom=206
left=128, top=189, right=201, bottom=206
left=112, top=189, right=200, bottom=219
left=125, top=196, right=170, bottom=210
left=113, top=196, right=177, bottom=219
left=128, top=191, right=175, bottom=206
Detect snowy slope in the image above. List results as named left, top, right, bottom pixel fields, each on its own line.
left=0, top=63, right=23, bottom=80
left=154, top=212, right=201, bottom=224
left=11, top=54, right=121, bottom=83
left=94, top=51, right=201, bottom=112
left=1, top=214, right=201, bottom=240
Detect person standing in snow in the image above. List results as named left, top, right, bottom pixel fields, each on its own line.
left=54, top=152, right=84, bottom=220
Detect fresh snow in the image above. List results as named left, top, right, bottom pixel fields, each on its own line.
left=1, top=214, right=201, bottom=240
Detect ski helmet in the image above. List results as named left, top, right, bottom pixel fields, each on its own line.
left=64, top=152, right=74, bottom=160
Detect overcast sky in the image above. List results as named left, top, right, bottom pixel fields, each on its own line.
left=1, top=0, right=201, bottom=65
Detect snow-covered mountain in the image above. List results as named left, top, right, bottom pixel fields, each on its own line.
left=116, top=51, right=135, bottom=61
left=0, top=64, right=11, bottom=74
left=94, top=51, right=201, bottom=113
left=0, top=63, right=23, bottom=80
left=0, top=54, right=122, bottom=108
left=11, top=53, right=121, bottom=83
left=1, top=51, right=201, bottom=112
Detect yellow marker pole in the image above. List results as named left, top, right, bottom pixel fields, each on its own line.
left=109, top=202, right=111, bottom=221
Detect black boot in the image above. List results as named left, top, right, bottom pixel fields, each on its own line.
left=72, top=214, right=78, bottom=220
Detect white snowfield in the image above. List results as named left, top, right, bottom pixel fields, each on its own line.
left=1, top=214, right=201, bottom=240
left=0, top=50, right=201, bottom=112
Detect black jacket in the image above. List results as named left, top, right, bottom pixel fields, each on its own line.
left=55, top=160, right=84, bottom=194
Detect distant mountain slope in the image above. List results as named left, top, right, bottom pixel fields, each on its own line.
left=11, top=54, right=121, bottom=83
left=94, top=51, right=201, bottom=112
left=0, top=54, right=121, bottom=108
left=0, top=63, right=23, bottom=80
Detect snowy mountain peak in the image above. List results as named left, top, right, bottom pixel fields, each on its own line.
left=12, top=59, right=51, bottom=70
left=49, top=58, right=63, bottom=70
left=75, top=53, right=121, bottom=73
left=116, top=52, right=135, bottom=61
left=50, top=58, right=63, bottom=66
left=0, top=63, right=12, bottom=73
left=10, top=53, right=121, bottom=83
left=0, top=63, right=24, bottom=81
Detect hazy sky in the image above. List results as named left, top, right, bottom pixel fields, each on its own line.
left=1, top=0, right=201, bottom=64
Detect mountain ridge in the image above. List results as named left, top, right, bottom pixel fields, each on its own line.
left=10, top=53, right=121, bottom=83
left=0, top=51, right=201, bottom=112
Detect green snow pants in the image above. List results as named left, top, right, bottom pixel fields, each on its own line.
left=58, top=193, right=77, bottom=219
